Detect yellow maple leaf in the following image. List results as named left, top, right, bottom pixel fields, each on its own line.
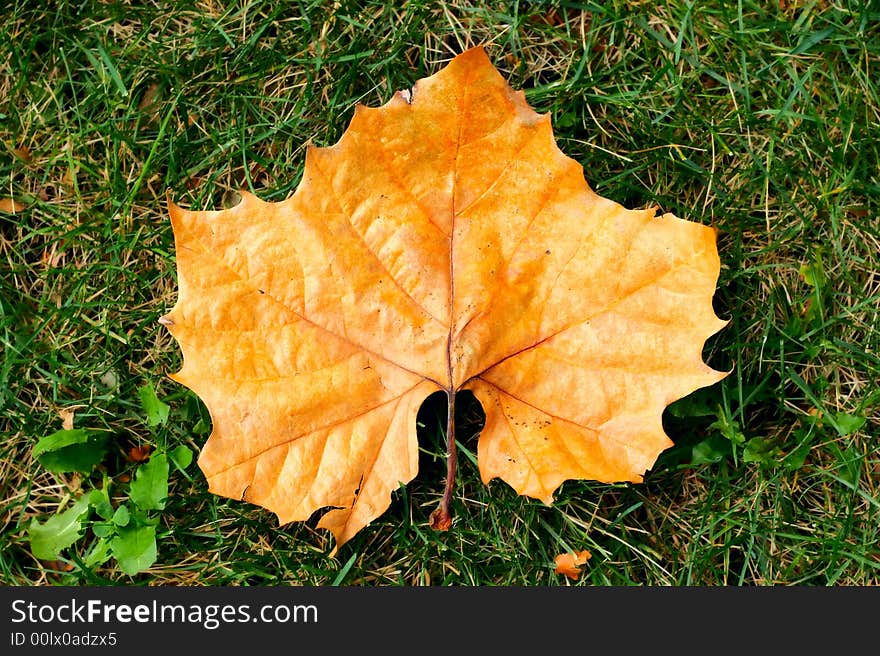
left=162, top=47, right=728, bottom=551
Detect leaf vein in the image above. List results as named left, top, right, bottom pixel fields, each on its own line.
left=182, top=222, right=441, bottom=387
left=206, top=383, right=424, bottom=478
left=308, top=154, right=446, bottom=326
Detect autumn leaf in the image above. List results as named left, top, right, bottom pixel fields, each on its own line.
left=162, top=47, right=728, bottom=552
left=554, top=549, right=592, bottom=580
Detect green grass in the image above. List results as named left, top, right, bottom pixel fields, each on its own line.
left=2, top=0, right=878, bottom=586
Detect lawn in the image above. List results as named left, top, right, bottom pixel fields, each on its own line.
left=1, top=0, right=878, bottom=586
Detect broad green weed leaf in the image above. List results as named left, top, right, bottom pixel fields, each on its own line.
left=139, top=383, right=170, bottom=427
left=112, top=504, right=131, bottom=527
left=28, top=495, right=91, bottom=560
left=33, top=428, right=109, bottom=473
left=743, top=436, right=780, bottom=464
left=784, top=425, right=816, bottom=471
left=94, top=499, right=114, bottom=520
left=833, top=412, right=866, bottom=436
left=169, top=444, right=193, bottom=471
left=92, top=522, right=114, bottom=538
left=691, top=435, right=730, bottom=465
left=84, top=537, right=113, bottom=568
left=799, top=258, right=826, bottom=290
left=110, top=523, right=157, bottom=575
left=192, top=418, right=210, bottom=436
left=709, top=411, right=746, bottom=445
left=33, top=428, right=91, bottom=457
left=129, top=453, right=169, bottom=510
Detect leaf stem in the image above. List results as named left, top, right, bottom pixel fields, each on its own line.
left=429, top=389, right=456, bottom=531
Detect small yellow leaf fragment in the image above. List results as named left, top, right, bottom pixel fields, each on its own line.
left=554, top=549, right=592, bottom=580
left=12, top=146, right=32, bottom=161
left=59, top=408, right=75, bottom=431
left=0, top=198, right=27, bottom=213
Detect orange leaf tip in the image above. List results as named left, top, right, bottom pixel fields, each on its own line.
left=554, top=549, right=592, bottom=580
